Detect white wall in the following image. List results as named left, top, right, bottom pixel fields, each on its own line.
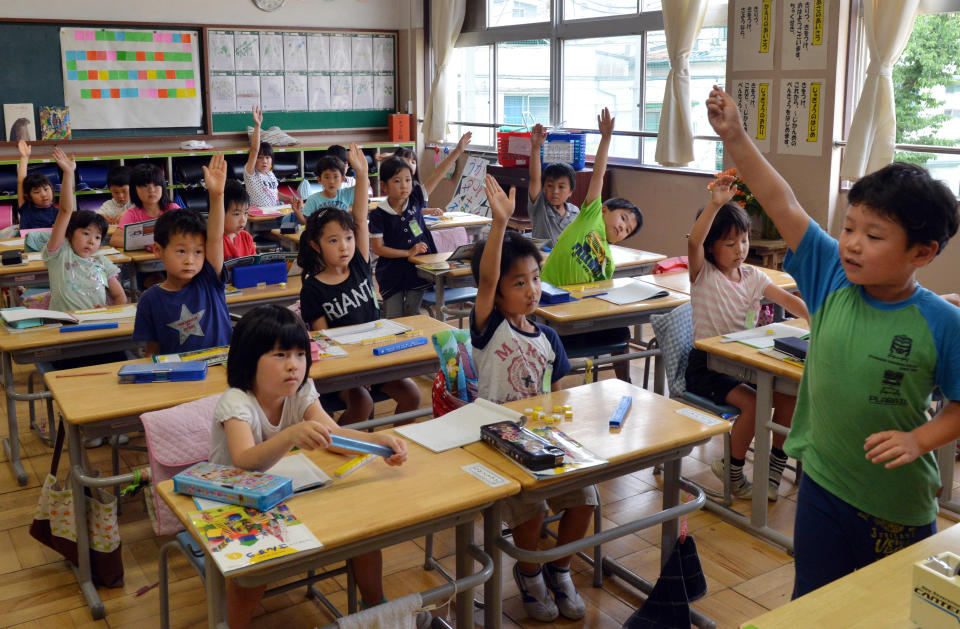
left=3, top=0, right=407, bottom=30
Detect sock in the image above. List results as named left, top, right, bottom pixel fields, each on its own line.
left=519, top=566, right=542, bottom=578
left=729, top=456, right=746, bottom=486
left=770, top=448, right=788, bottom=486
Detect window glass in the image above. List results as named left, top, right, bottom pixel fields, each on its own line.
left=488, top=0, right=550, bottom=27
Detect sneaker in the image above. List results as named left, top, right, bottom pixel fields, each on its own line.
left=84, top=437, right=105, bottom=448
left=711, top=458, right=753, bottom=499
left=512, top=564, right=558, bottom=622
left=768, top=481, right=780, bottom=502
left=543, top=562, right=587, bottom=620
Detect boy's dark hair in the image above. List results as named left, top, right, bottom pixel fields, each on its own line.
left=543, top=162, right=576, bottom=191
left=224, top=180, right=250, bottom=211
left=227, top=305, right=312, bottom=392
left=392, top=147, right=420, bottom=182
left=258, top=141, right=274, bottom=160
left=471, top=230, right=543, bottom=289
left=66, top=209, right=109, bottom=241
left=297, top=206, right=356, bottom=275
left=154, top=208, right=206, bottom=248
left=605, top=198, right=644, bottom=239
left=22, top=172, right=53, bottom=197
left=324, top=144, right=348, bottom=163
left=848, top=161, right=959, bottom=255
left=315, top=156, right=347, bottom=178
left=696, top=203, right=751, bottom=264
left=106, top=165, right=132, bottom=188
left=379, top=156, right=414, bottom=182
left=129, top=163, right=173, bottom=209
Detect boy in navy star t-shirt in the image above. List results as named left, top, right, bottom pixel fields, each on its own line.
left=133, top=154, right=232, bottom=357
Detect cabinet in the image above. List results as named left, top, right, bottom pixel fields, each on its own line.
left=485, top=165, right=610, bottom=231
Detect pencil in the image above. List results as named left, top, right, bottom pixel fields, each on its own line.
left=55, top=371, right=111, bottom=378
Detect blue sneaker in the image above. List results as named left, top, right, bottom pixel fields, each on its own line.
left=543, top=562, right=586, bottom=620
left=512, top=564, right=558, bottom=622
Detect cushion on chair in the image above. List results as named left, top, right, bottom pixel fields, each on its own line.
left=649, top=302, right=694, bottom=397
left=431, top=226, right=469, bottom=253
left=681, top=391, right=740, bottom=418
left=141, top=394, right=221, bottom=535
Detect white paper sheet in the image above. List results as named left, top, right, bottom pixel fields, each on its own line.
left=373, top=36, right=394, bottom=72
left=352, top=75, right=373, bottom=110
left=235, top=74, right=261, bottom=111
left=259, top=32, right=284, bottom=71
left=284, top=74, right=308, bottom=111
left=351, top=35, right=373, bottom=71
left=283, top=33, right=307, bottom=71
left=595, top=281, right=669, bottom=305
left=208, top=31, right=235, bottom=72
left=260, top=74, right=285, bottom=111
left=722, top=322, right=808, bottom=348
left=329, top=35, right=352, bottom=72
left=73, top=304, right=138, bottom=322
left=307, top=33, right=330, bottom=71
left=267, top=453, right=332, bottom=493
left=321, top=319, right=411, bottom=344
left=374, top=75, right=394, bottom=110
left=395, top=399, right=524, bottom=453
left=330, top=76, right=352, bottom=110
left=210, top=75, right=237, bottom=113
left=308, top=75, right=331, bottom=111
left=233, top=33, right=261, bottom=72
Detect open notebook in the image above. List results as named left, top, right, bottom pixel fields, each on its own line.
left=396, top=398, right=525, bottom=453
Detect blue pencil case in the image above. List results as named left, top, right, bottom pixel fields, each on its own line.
left=118, top=361, right=208, bottom=383
left=173, top=461, right=293, bottom=511
left=539, top=282, right=575, bottom=305
left=232, top=261, right=288, bottom=288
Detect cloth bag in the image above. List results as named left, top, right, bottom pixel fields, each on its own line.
left=623, top=535, right=706, bottom=629
left=29, top=420, right=123, bottom=587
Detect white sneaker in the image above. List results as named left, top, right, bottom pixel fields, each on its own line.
left=711, top=459, right=752, bottom=499
left=543, top=563, right=586, bottom=620
left=513, top=564, right=558, bottom=622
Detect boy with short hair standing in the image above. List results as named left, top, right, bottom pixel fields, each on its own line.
left=707, top=85, right=960, bottom=597
left=528, top=123, right=579, bottom=247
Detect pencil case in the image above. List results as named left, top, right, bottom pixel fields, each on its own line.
left=481, top=420, right=565, bottom=471
left=118, top=361, right=208, bottom=383
left=232, top=261, right=288, bottom=288
left=774, top=336, right=808, bottom=360
left=539, top=282, right=574, bottom=305
left=173, top=461, right=293, bottom=511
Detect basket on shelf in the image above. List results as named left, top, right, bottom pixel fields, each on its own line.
left=541, top=131, right=587, bottom=171
left=496, top=128, right=533, bottom=167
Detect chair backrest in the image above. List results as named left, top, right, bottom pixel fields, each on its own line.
left=141, top=394, right=221, bottom=535
left=431, top=226, right=469, bottom=253
left=0, top=205, right=12, bottom=230
left=649, top=302, right=694, bottom=398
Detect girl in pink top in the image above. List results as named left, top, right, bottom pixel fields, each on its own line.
left=109, top=163, right=181, bottom=248
left=686, top=174, right=807, bottom=502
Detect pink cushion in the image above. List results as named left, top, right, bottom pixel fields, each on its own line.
left=0, top=205, right=12, bottom=230
left=431, top=226, right=469, bottom=253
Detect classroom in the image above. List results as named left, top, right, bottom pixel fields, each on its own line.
left=2, top=0, right=960, bottom=628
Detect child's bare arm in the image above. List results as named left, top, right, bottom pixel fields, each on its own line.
left=203, top=153, right=227, bottom=274
left=225, top=414, right=331, bottom=472
left=474, top=175, right=515, bottom=333
left=16, top=140, right=30, bottom=207
left=865, top=401, right=960, bottom=469
left=370, top=238, right=428, bottom=259
left=762, top=284, right=808, bottom=322
left=47, top=147, right=76, bottom=253
left=707, top=86, right=810, bottom=251
left=422, top=132, right=472, bottom=197
left=584, top=108, right=614, bottom=206
left=244, top=106, right=263, bottom=175
left=144, top=341, right=161, bottom=358
left=346, top=143, right=370, bottom=260
left=687, top=174, right=736, bottom=281
left=107, top=276, right=128, bottom=305
left=942, top=293, right=960, bottom=307
left=528, top=124, right=547, bottom=202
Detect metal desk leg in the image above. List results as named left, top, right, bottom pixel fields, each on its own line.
left=433, top=277, right=446, bottom=321
left=2, top=351, right=27, bottom=485
left=661, top=458, right=680, bottom=566
left=67, top=422, right=104, bottom=620
left=455, top=520, right=475, bottom=629
left=653, top=349, right=666, bottom=395
left=206, top=564, right=227, bottom=629
left=752, top=372, right=774, bottom=532
left=483, top=501, right=503, bottom=629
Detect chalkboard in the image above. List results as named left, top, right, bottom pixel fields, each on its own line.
left=0, top=21, right=204, bottom=139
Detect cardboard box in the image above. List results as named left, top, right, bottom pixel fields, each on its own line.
left=388, top=114, right=410, bottom=142
left=911, top=552, right=960, bottom=628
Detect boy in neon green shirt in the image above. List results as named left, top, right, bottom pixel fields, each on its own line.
left=541, top=107, right=643, bottom=285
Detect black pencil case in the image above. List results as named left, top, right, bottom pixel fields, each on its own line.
left=481, top=421, right=564, bottom=471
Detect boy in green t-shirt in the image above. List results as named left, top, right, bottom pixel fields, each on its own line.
left=541, top=107, right=643, bottom=286
left=708, top=85, right=960, bottom=598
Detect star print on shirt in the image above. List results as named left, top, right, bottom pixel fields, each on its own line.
left=167, top=304, right=206, bottom=345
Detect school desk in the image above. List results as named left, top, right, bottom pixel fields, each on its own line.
left=158, top=440, right=519, bottom=629
left=741, top=522, right=960, bottom=628
left=247, top=207, right=294, bottom=233
left=0, top=316, right=139, bottom=485
left=693, top=320, right=806, bottom=552
left=0, top=250, right=133, bottom=306
left=423, top=211, right=492, bottom=240
left=224, top=275, right=302, bottom=315
left=462, top=379, right=730, bottom=629
left=44, top=314, right=452, bottom=620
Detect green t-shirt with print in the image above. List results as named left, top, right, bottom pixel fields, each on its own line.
left=541, top=196, right=613, bottom=285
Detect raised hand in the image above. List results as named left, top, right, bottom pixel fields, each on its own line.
left=457, top=131, right=472, bottom=152
left=203, top=153, right=228, bottom=194
left=252, top=105, right=263, bottom=127
left=597, top=107, right=615, bottom=138
left=17, top=139, right=30, bottom=158
left=706, top=85, right=743, bottom=141
left=484, top=174, right=515, bottom=223
left=709, top=173, right=737, bottom=206
left=346, top=142, right=368, bottom=176
left=530, top=124, right=547, bottom=148
left=51, top=146, right=76, bottom=174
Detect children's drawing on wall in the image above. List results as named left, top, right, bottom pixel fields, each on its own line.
left=260, top=74, right=285, bottom=111
left=352, top=75, right=373, bottom=110
left=351, top=35, right=373, bottom=72
left=235, top=74, right=261, bottom=111
left=283, top=33, right=307, bottom=72
left=330, top=76, right=352, bottom=110
left=308, top=75, right=331, bottom=111
left=39, top=106, right=71, bottom=140
left=210, top=76, right=237, bottom=113
left=329, top=35, right=352, bottom=72
left=4, top=104, right=36, bottom=141
left=307, top=33, right=330, bottom=72
left=373, top=36, right=393, bottom=72
left=284, top=73, right=308, bottom=111
left=259, top=32, right=284, bottom=72
left=374, top=76, right=394, bottom=110
left=234, top=33, right=261, bottom=72
left=209, top=31, right=235, bottom=72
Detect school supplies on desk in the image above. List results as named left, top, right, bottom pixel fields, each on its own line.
left=118, top=361, right=208, bottom=383
left=333, top=454, right=376, bottom=479
left=267, top=452, right=333, bottom=493
left=153, top=345, right=230, bottom=366
left=372, top=336, right=428, bottom=356
left=330, top=434, right=395, bottom=458
left=248, top=204, right=292, bottom=217
left=187, top=502, right=322, bottom=575
left=539, top=282, right=575, bottom=305
left=774, top=336, right=809, bottom=360
left=396, top=398, right=524, bottom=453
left=481, top=420, right=565, bottom=471
left=527, top=426, right=607, bottom=477
left=175, top=461, right=293, bottom=511
left=60, top=322, right=118, bottom=333
left=721, top=322, right=808, bottom=349
left=608, top=395, right=633, bottom=428
left=122, top=218, right=157, bottom=251
left=596, top=280, right=669, bottom=305
left=72, top=304, right=137, bottom=322
left=308, top=332, right=348, bottom=359
left=322, top=319, right=411, bottom=345
left=1, top=307, right=78, bottom=330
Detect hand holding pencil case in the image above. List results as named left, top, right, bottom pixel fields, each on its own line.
left=118, top=361, right=208, bottom=383
left=481, top=420, right=565, bottom=471
left=173, top=461, right=293, bottom=511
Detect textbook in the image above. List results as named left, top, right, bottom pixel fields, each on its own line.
left=174, top=461, right=293, bottom=511
left=595, top=280, right=668, bottom=305
left=417, top=259, right=469, bottom=274
left=187, top=502, right=322, bottom=574
left=308, top=332, right=348, bottom=359
left=122, top=218, right=157, bottom=251
left=153, top=345, right=230, bottom=366
left=1, top=307, right=78, bottom=331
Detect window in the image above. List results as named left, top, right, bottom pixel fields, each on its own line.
left=448, top=1, right=728, bottom=172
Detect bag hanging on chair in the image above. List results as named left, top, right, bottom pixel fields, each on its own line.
left=29, top=420, right=124, bottom=588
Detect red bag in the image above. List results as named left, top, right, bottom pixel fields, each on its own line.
left=432, top=370, right=468, bottom=418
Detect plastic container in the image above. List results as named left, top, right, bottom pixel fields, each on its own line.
left=496, top=129, right=533, bottom=167
left=541, top=131, right=587, bottom=171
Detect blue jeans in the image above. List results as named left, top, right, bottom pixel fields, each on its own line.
left=792, top=473, right=936, bottom=598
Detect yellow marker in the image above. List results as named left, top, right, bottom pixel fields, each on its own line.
left=333, top=454, right=375, bottom=478
left=766, top=329, right=775, bottom=334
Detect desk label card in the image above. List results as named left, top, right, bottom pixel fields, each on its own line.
left=461, top=463, right=510, bottom=487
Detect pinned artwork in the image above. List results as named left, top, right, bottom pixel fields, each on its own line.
left=4, top=103, right=36, bottom=141
left=39, top=106, right=71, bottom=140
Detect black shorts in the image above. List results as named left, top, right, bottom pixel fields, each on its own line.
left=684, top=348, right=752, bottom=405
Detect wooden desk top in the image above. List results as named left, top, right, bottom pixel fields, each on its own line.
left=636, top=266, right=798, bottom=295
left=693, top=319, right=807, bottom=381
left=464, top=379, right=730, bottom=490
left=741, top=523, right=960, bottom=628
left=0, top=251, right=131, bottom=276
left=46, top=315, right=450, bottom=425
left=225, top=276, right=302, bottom=305
left=119, top=248, right=158, bottom=263
left=535, top=278, right=689, bottom=324
left=0, top=316, right=136, bottom=353
left=272, top=227, right=303, bottom=247
left=248, top=209, right=292, bottom=223
left=158, top=438, right=519, bottom=566
left=425, top=213, right=493, bottom=230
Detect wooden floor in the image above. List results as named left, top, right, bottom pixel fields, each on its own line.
left=1, top=357, right=957, bottom=629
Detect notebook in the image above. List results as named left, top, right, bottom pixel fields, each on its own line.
left=595, top=280, right=669, bottom=305
left=395, top=398, right=525, bottom=453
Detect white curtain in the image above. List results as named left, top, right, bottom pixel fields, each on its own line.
left=654, top=0, right=709, bottom=167
left=840, top=0, right=919, bottom=180
left=421, top=0, right=467, bottom=144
